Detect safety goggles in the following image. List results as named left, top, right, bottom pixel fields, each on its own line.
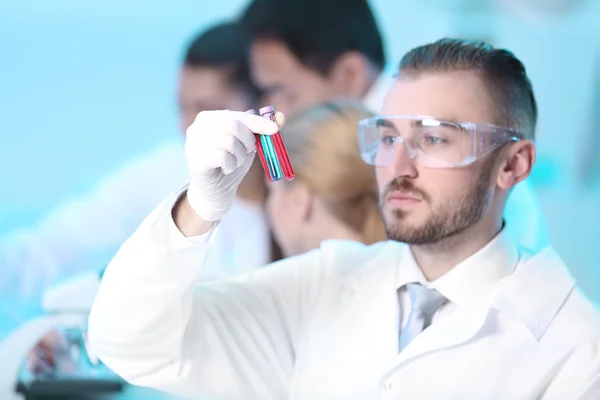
left=358, top=115, right=524, bottom=168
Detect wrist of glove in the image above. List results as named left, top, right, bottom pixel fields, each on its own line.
left=186, top=171, right=244, bottom=222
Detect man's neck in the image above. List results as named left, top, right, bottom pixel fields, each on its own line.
left=410, top=220, right=504, bottom=281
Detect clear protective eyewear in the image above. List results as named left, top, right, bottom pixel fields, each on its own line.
left=358, top=115, right=524, bottom=168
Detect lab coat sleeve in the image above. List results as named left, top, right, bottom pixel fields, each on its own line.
left=0, top=141, right=187, bottom=302
left=503, top=179, right=549, bottom=253
left=87, top=192, right=327, bottom=400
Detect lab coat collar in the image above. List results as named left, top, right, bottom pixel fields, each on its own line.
left=490, top=247, right=575, bottom=341
left=393, top=245, right=573, bottom=366
left=337, top=236, right=575, bottom=367
left=396, top=227, right=520, bottom=306
left=388, top=227, right=575, bottom=341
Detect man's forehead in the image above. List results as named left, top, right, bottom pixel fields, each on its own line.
left=381, top=71, right=495, bottom=124
left=178, top=66, right=229, bottom=94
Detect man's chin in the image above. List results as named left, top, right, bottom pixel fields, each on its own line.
left=384, top=210, right=438, bottom=241
left=384, top=209, right=423, bottom=226
left=385, top=223, right=420, bottom=241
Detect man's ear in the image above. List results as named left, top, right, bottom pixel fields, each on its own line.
left=328, top=51, right=372, bottom=97
left=497, top=140, right=536, bottom=189
left=288, top=183, right=314, bottom=223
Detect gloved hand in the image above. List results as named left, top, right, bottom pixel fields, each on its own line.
left=185, top=110, right=285, bottom=221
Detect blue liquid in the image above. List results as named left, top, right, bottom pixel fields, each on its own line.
left=260, top=135, right=283, bottom=181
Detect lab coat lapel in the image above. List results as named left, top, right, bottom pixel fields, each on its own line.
left=309, top=242, right=404, bottom=385
left=336, top=241, right=491, bottom=371
left=489, top=247, right=575, bottom=340
left=394, top=299, right=491, bottom=366
left=344, top=242, right=404, bottom=353
left=392, top=247, right=575, bottom=367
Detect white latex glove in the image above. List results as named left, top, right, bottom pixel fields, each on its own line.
left=185, top=110, right=284, bottom=221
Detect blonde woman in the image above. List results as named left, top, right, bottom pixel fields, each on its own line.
left=266, top=101, right=386, bottom=256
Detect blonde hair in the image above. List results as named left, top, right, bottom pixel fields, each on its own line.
left=280, top=101, right=386, bottom=245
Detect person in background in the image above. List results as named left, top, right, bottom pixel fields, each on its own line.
left=87, top=38, right=600, bottom=399
left=15, top=21, right=275, bottom=374
left=176, top=22, right=275, bottom=280
left=0, top=21, right=272, bottom=312
left=240, top=0, right=549, bottom=252
left=266, top=101, right=386, bottom=256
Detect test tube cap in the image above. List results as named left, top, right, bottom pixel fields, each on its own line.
left=246, top=109, right=258, bottom=114
left=259, top=105, right=275, bottom=116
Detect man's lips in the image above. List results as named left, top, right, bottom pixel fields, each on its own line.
left=385, top=191, right=422, bottom=206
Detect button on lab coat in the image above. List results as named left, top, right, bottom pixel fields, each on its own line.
left=88, top=195, right=600, bottom=400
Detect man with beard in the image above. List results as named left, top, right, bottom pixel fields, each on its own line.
left=87, top=39, right=600, bottom=399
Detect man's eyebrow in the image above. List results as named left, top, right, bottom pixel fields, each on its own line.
left=433, top=115, right=464, bottom=125
left=410, top=118, right=467, bottom=132
left=375, top=116, right=465, bottom=130
left=375, top=119, right=395, bottom=128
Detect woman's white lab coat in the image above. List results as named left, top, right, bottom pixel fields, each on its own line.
left=0, top=141, right=271, bottom=313
left=88, top=196, right=600, bottom=400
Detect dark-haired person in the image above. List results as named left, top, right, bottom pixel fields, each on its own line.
left=89, top=39, right=600, bottom=400
left=239, top=0, right=548, bottom=253
left=14, top=21, right=274, bottom=373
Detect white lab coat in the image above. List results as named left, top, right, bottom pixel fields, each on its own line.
left=88, top=194, right=600, bottom=400
left=0, top=140, right=270, bottom=311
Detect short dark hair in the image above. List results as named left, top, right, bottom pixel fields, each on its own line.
left=240, top=0, right=385, bottom=76
left=183, top=21, right=262, bottom=104
left=398, top=38, right=537, bottom=139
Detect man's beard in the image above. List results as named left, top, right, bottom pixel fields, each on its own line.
left=381, top=160, right=494, bottom=245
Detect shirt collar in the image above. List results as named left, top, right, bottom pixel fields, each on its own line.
left=397, top=227, right=520, bottom=306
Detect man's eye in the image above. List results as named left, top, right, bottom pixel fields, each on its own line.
left=423, top=135, right=446, bottom=145
left=381, top=136, right=396, bottom=146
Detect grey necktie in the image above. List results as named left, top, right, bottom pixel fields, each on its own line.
left=399, top=283, right=448, bottom=352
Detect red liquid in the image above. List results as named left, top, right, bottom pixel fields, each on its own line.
left=247, top=109, right=274, bottom=182
left=258, top=106, right=295, bottom=181
left=254, top=134, right=273, bottom=182
left=271, top=133, right=295, bottom=180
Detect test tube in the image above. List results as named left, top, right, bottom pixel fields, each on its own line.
left=259, top=106, right=295, bottom=181
left=247, top=109, right=281, bottom=182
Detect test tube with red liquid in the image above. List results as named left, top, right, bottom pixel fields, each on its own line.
left=259, top=106, right=295, bottom=181
left=247, top=108, right=282, bottom=182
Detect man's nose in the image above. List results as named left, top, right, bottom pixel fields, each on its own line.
left=390, top=141, right=418, bottom=178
